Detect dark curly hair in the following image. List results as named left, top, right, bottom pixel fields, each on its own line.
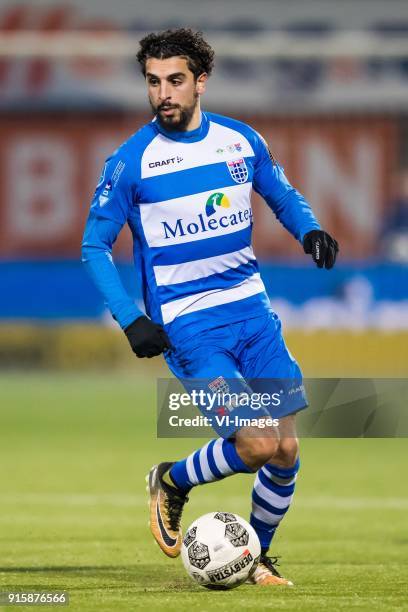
left=137, top=28, right=215, bottom=80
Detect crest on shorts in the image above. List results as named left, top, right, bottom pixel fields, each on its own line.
left=226, top=158, right=248, bottom=184
left=208, top=376, right=229, bottom=394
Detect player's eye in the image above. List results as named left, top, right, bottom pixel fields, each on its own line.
left=148, top=78, right=159, bottom=86
left=171, top=80, right=182, bottom=86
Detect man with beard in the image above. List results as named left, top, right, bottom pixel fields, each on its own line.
left=82, top=28, right=338, bottom=586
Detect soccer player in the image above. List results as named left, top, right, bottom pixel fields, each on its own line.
left=82, top=28, right=338, bottom=586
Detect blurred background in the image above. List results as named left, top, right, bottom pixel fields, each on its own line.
left=1, top=4, right=407, bottom=606
left=1, top=0, right=408, bottom=375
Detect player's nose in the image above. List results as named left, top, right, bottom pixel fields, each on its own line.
left=158, top=83, right=171, bottom=102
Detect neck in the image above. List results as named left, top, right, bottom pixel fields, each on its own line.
left=185, top=102, right=202, bottom=131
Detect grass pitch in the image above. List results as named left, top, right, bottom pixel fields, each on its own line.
left=0, top=372, right=407, bottom=611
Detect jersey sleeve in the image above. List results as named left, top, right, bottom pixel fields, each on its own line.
left=81, top=152, right=144, bottom=329
left=252, top=132, right=320, bottom=242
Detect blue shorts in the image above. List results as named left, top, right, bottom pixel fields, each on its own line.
left=165, top=311, right=308, bottom=437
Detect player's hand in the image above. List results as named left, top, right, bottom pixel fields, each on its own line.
left=124, top=316, right=173, bottom=358
left=303, top=230, right=339, bottom=269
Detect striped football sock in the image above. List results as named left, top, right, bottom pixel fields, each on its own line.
left=169, top=438, right=253, bottom=494
left=250, top=457, right=300, bottom=552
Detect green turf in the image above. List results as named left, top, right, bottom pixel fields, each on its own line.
left=0, top=372, right=407, bottom=611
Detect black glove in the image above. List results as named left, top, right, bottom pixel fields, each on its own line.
left=303, top=230, right=339, bottom=269
left=124, top=316, right=173, bottom=358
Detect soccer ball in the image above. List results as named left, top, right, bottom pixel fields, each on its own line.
left=181, top=512, right=261, bottom=589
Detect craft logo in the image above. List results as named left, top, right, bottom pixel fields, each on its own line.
left=205, top=192, right=231, bottom=217
left=227, top=158, right=248, bottom=184
left=148, top=156, right=183, bottom=168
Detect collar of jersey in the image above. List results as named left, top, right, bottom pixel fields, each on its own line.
left=153, top=111, right=209, bottom=143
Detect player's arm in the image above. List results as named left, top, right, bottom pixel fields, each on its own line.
left=252, top=133, right=339, bottom=269
left=81, top=155, right=172, bottom=358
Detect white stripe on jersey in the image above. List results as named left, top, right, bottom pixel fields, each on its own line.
left=139, top=182, right=252, bottom=248
left=161, top=273, right=265, bottom=325
left=141, top=121, right=255, bottom=178
left=154, top=245, right=256, bottom=286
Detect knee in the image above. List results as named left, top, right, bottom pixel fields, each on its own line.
left=274, top=437, right=299, bottom=468
left=235, top=435, right=280, bottom=471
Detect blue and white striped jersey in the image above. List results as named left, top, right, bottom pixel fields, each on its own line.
left=82, top=112, right=320, bottom=342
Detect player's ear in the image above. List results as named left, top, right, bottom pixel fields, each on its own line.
left=196, top=73, right=207, bottom=95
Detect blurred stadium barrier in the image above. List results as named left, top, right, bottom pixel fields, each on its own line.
left=0, top=325, right=406, bottom=376
left=0, top=0, right=407, bottom=374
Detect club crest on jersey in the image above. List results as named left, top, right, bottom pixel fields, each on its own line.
left=227, top=158, right=248, bottom=184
